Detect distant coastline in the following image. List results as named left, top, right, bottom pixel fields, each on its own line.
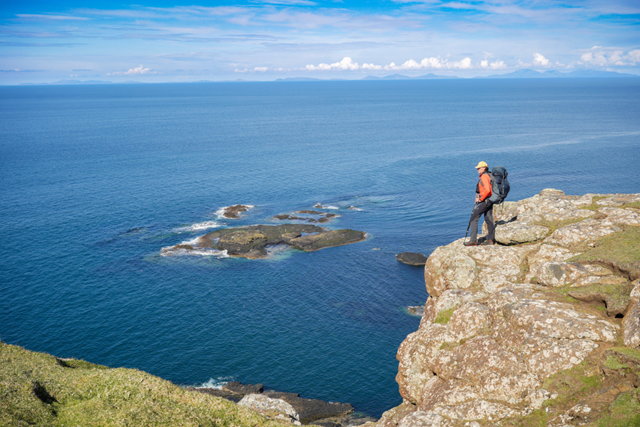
left=10, top=68, right=640, bottom=86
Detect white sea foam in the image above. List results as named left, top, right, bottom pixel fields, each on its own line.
left=161, top=235, right=229, bottom=258
left=161, top=247, right=229, bottom=258
left=174, top=221, right=222, bottom=232
left=314, top=203, right=340, bottom=210
left=196, top=376, right=235, bottom=389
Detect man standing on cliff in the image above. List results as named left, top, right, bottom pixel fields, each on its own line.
left=464, top=161, right=495, bottom=246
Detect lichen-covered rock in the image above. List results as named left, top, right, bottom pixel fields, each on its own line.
left=396, top=324, right=457, bottom=404
left=390, top=190, right=639, bottom=426
left=238, top=394, right=301, bottom=424
left=624, top=280, right=640, bottom=348
left=544, top=219, right=621, bottom=248
left=447, top=302, right=489, bottom=340
left=495, top=222, right=549, bottom=245
left=377, top=401, right=418, bottom=427
left=420, top=290, right=484, bottom=326
left=598, top=207, right=640, bottom=226
left=432, top=400, right=516, bottom=421
left=527, top=244, right=577, bottom=281
left=397, top=411, right=452, bottom=427
left=432, top=336, right=539, bottom=404
left=424, top=243, right=478, bottom=297
left=501, top=299, right=617, bottom=341
left=537, top=261, right=589, bottom=287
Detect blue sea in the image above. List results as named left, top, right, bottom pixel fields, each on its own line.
left=1, top=79, right=639, bottom=418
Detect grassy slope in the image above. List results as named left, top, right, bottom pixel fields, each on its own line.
left=0, top=341, right=288, bottom=427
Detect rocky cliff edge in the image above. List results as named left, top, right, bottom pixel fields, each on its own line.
left=376, top=189, right=640, bottom=427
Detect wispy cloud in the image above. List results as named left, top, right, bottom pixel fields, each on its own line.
left=16, top=14, right=90, bottom=21
left=0, top=68, right=47, bottom=72
left=251, top=0, right=317, bottom=5
left=107, top=65, right=155, bottom=76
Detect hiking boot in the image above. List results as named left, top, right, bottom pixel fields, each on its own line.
left=480, top=239, right=495, bottom=246
left=463, top=240, right=478, bottom=246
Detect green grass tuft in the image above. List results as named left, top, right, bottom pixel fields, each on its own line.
left=604, top=355, right=628, bottom=370
left=434, top=307, right=456, bottom=324
left=569, top=227, right=640, bottom=276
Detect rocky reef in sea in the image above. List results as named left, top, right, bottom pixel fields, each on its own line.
left=163, top=224, right=367, bottom=259
left=369, top=189, right=640, bottom=427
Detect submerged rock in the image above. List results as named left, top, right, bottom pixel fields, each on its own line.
left=396, top=252, right=428, bottom=266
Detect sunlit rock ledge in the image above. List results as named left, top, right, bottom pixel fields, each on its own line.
left=370, top=189, right=640, bottom=427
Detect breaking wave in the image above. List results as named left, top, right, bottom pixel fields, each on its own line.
left=195, top=376, right=235, bottom=389
left=173, top=221, right=222, bottom=232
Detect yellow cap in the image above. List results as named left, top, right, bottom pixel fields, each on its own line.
left=475, top=161, right=488, bottom=169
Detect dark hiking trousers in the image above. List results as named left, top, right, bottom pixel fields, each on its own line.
left=469, top=199, right=495, bottom=243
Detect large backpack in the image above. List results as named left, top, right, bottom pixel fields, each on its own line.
left=488, top=166, right=510, bottom=204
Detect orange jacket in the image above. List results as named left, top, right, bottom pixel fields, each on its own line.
left=477, top=172, right=492, bottom=201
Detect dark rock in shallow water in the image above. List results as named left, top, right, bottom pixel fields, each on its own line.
left=219, top=204, right=252, bottom=219
left=264, top=391, right=354, bottom=424
left=396, top=252, right=428, bottom=266
left=184, top=387, right=243, bottom=403
left=313, top=413, right=378, bottom=427
left=169, top=224, right=366, bottom=259
left=223, top=381, right=264, bottom=395
left=406, top=305, right=425, bottom=316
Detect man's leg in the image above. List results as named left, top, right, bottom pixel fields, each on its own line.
left=468, top=203, right=487, bottom=243
left=484, top=203, right=495, bottom=242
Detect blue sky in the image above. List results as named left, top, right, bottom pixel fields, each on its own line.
left=1, top=0, right=639, bottom=83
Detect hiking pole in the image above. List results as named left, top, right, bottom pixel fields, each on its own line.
left=464, top=202, right=478, bottom=244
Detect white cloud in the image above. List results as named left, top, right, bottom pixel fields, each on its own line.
left=304, top=56, right=474, bottom=72
left=577, top=47, right=640, bottom=67
left=305, top=56, right=360, bottom=71
left=532, top=53, right=551, bottom=67
left=480, top=59, right=506, bottom=70
left=107, top=64, right=153, bottom=76
left=254, top=67, right=269, bottom=72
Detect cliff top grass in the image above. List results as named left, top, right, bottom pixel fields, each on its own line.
left=0, top=341, right=288, bottom=427
left=569, top=226, right=640, bottom=280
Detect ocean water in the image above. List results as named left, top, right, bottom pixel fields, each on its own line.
left=1, top=79, right=639, bottom=417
